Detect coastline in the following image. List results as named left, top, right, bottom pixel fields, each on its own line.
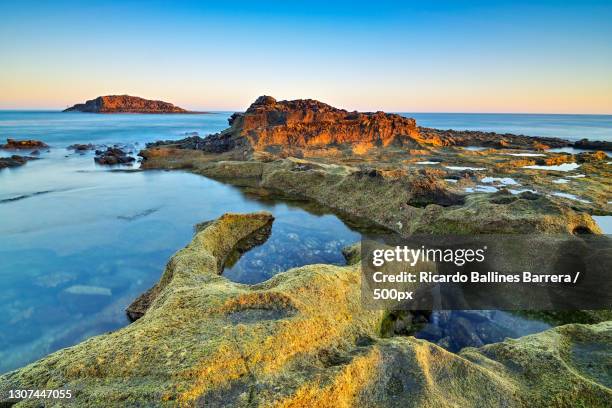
left=0, top=101, right=610, bottom=406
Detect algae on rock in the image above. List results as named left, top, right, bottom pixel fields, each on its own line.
left=1, top=213, right=610, bottom=407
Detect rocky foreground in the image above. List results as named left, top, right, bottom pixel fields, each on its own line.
left=1, top=212, right=610, bottom=407
left=63, top=95, right=190, bottom=113
left=2, top=96, right=610, bottom=406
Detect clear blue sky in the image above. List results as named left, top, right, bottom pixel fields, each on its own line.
left=1, top=0, right=611, bottom=113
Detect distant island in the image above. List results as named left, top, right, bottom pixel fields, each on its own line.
left=63, top=95, right=194, bottom=113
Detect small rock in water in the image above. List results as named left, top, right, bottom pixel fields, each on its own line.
left=94, top=147, right=135, bottom=165
left=0, top=155, right=38, bottom=169
left=68, top=143, right=96, bottom=151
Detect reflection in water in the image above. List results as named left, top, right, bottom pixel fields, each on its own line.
left=414, top=310, right=551, bottom=352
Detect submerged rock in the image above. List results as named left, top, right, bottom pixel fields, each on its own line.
left=1, top=212, right=610, bottom=406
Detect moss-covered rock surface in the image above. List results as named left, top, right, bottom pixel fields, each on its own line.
left=2, top=213, right=610, bottom=407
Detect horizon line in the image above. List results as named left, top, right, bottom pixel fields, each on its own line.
left=0, top=108, right=611, bottom=116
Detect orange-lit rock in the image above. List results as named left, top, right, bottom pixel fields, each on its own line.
left=64, top=95, right=189, bottom=113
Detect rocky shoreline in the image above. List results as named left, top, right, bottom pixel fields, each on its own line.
left=1, top=96, right=610, bottom=406
left=2, top=212, right=610, bottom=406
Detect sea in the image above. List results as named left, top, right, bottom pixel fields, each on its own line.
left=0, top=111, right=610, bottom=373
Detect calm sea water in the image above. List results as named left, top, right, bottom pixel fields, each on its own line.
left=0, top=112, right=369, bottom=373
left=0, top=111, right=609, bottom=373
left=404, top=112, right=612, bottom=142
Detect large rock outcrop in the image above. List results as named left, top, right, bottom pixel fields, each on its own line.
left=150, top=96, right=607, bottom=157
left=231, top=96, right=433, bottom=150
left=1, top=213, right=610, bottom=407
left=157, top=96, right=442, bottom=154
left=63, top=95, right=189, bottom=113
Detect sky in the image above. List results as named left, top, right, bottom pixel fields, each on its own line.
left=0, top=0, right=611, bottom=113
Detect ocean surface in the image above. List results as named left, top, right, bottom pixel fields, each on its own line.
left=0, top=111, right=610, bottom=373
left=404, top=112, right=612, bottom=141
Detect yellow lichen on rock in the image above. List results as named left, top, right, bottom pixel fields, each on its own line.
left=1, top=213, right=610, bottom=407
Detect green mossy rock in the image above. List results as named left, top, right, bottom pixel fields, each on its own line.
left=1, top=213, right=610, bottom=407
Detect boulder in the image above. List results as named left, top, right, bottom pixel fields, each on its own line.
left=94, top=147, right=135, bottom=165
left=68, top=143, right=96, bottom=151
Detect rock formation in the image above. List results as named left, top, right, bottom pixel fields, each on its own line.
left=67, top=143, right=96, bottom=151
left=576, top=150, right=608, bottom=163
left=63, top=95, right=189, bottom=113
left=151, top=96, right=610, bottom=159
left=3, top=96, right=608, bottom=406
left=231, top=95, right=435, bottom=150
left=2, top=213, right=609, bottom=406
left=94, top=147, right=135, bottom=165
left=1, top=138, right=48, bottom=149
left=0, top=155, right=38, bottom=169
left=154, top=96, right=443, bottom=154
left=418, top=127, right=571, bottom=150
left=574, top=138, right=612, bottom=152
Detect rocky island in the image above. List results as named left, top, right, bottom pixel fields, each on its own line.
left=63, top=95, right=191, bottom=114
left=2, top=96, right=610, bottom=406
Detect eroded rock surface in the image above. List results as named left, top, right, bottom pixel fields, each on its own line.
left=139, top=96, right=610, bottom=226
left=1, top=213, right=610, bottom=407
left=150, top=96, right=601, bottom=156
